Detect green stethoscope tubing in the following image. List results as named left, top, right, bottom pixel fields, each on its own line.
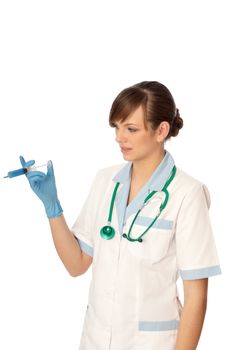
left=100, top=165, right=176, bottom=242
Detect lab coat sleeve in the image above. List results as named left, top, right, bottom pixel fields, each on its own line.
left=71, top=171, right=100, bottom=258
left=175, top=182, right=222, bottom=280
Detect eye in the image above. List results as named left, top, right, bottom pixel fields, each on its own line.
left=128, top=128, right=138, bottom=133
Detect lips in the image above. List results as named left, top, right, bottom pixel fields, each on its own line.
left=121, top=147, right=132, bottom=151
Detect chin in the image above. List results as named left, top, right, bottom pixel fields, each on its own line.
left=122, top=154, right=135, bottom=161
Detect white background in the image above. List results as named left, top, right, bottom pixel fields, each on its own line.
left=0, top=0, right=230, bottom=349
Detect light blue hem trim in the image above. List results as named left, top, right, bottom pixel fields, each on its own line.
left=139, top=319, right=179, bottom=331
left=180, top=265, right=222, bottom=280
left=135, top=216, right=173, bottom=230
left=73, top=236, right=93, bottom=257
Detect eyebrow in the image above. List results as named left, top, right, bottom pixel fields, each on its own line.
left=114, top=122, right=139, bottom=127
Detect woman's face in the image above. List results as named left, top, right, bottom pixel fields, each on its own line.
left=114, top=105, right=166, bottom=162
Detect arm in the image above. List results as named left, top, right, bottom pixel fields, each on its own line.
left=175, top=278, right=208, bottom=350
left=49, top=214, right=92, bottom=277
left=20, top=156, right=93, bottom=277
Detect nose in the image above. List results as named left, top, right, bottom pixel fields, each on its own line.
left=115, top=128, right=127, bottom=144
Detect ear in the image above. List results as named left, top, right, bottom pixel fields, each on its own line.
left=156, top=121, right=170, bottom=143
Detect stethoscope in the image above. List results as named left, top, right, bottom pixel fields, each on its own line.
left=100, top=165, right=176, bottom=243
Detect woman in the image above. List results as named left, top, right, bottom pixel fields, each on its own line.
left=20, top=81, right=221, bottom=350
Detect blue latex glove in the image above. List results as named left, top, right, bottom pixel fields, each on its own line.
left=20, top=156, right=63, bottom=218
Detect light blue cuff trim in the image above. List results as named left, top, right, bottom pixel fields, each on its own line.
left=73, top=236, right=93, bottom=257
left=180, top=265, right=222, bottom=280
left=135, top=216, right=173, bottom=230
left=139, top=319, right=179, bottom=331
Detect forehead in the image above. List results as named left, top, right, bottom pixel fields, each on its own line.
left=116, top=105, right=146, bottom=127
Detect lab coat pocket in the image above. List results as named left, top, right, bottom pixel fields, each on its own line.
left=125, top=215, right=174, bottom=261
left=136, top=260, right=180, bottom=346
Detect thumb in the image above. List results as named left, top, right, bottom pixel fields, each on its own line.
left=47, top=160, right=54, bottom=178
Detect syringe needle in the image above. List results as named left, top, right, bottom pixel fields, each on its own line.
left=27, top=163, right=48, bottom=171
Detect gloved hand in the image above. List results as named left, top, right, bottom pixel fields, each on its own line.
left=20, top=156, right=63, bottom=219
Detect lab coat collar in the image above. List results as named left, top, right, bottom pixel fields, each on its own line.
left=112, top=150, right=175, bottom=235
left=112, top=149, right=175, bottom=191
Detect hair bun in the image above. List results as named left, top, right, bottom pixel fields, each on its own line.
left=170, top=108, right=184, bottom=137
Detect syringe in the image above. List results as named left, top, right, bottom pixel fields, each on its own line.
left=0, top=163, right=48, bottom=179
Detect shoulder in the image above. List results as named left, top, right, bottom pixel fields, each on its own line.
left=175, top=167, right=203, bottom=188
left=175, top=167, right=211, bottom=208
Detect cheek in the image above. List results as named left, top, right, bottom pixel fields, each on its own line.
left=135, top=134, right=154, bottom=149
left=134, top=133, right=147, bottom=143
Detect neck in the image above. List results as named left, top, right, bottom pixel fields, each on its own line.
left=131, top=148, right=166, bottom=183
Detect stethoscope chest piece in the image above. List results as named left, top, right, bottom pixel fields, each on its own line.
left=100, top=225, right=115, bottom=240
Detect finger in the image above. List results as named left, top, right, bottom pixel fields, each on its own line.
left=25, top=160, right=35, bottom=167
left=47, top=160, right=54, bottom=177
left=19, top=155, right=26, bottom=167
left=19, top=156, right=35, bottom=168
left=26, top=171, right=46, bottom=180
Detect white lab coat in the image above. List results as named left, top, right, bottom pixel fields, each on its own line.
left=71, top=150, right=221, bottom=350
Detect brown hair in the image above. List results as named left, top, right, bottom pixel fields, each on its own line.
left=109, top=81, right=183, bottom=140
